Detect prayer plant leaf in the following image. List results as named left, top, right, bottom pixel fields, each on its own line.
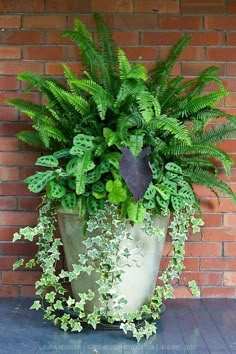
left=119, top=147, right=153, bottom=202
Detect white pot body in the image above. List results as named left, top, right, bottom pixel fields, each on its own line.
left=57, top=210, right=169, bottom=314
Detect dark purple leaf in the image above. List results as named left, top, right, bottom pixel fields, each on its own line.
left=119, top=147, right=153, bottom=202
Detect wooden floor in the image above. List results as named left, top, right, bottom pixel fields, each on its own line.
left=0, top=298, right=235, bottom=353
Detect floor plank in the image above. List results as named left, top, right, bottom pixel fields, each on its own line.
left=0, top=298, right=235, bottom=353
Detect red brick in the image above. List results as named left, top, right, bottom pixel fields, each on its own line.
left=179, top=272, right=222, bottom=286
left=0, top=257, right=18, bottom=270
left=201, top=287, right=236, bottom=297
left=1, top=242, right=37, bottom=256
left=0, top=61, right=43, bottom=75
left=183, top=258, right=199, bottom=271
left=0, top=107, right=18, bottom=121
left=135, top=0, right=179, bottom=13
left=0, top=16, right=20, bottom=28
left=187, top=31, right=224, bottom=45
left=0, top=152, right=39, bottom=166
left=226, top=63, right=236, bottom=76
left=0, top=137, right=18, bottom=151
left=200, top=198, right=236, bottom=213
left=202, top=228, right=236, bottom=242
left=224, top=214, right=236, bottom=227
left=0, top=286, right=19, bottom=297
left=67, top=46, right=81, bottom=60
left=223, top=272, right=236, bottom=286
left=45, top=0, right=91, bottom=13
left=20, top=286, right=36, bottom=296
left=0, top=227, right=19, bottom=241
left=227, top=0, right=236, bottom=14
left=0, top=46, right=21, bottom=59
left=205, top=16, right=236, bottom=30
left=1, top=0, right=44, bottom=12
left=0, top=197, right=17, bottom=210
left=92, top=0, right=133, bottom=13
left=200, top=258, right=236, bottom=270
left=113, top=15, right=158, bottom=30
left=18, top=197, right=41, bottom=211
left=0, top=212, right=38, bottom=226
left=68, top=14, right=112, bottom=30
left=160, top=46, right=204, bottom=61
left=142, top=32, right=182, bottom=45
left=202, top=213, right=223, bottom=227
left=2, top=31, right=45, bottom=45
left=225, top=93, right=236, bottom=107
left=224, top=243, right=236, bottom=256
left=113, top=32, right=139, bottom=46
left=2, top=271, right=41, bottom=285
left=46, top=31, right=72, bottom=45
left=0, top=121, right=38, bottom=135
left=185, top=242, right=222, bottom=257
left=173, top=287, right=196, bottom=298
left=45, top=62, right=83, bottom=75
left=0, top=183, right=32, bottom=196
left=160, top=16, right=202, bottom=30
left=220, top=78, right=236, bottom=91
left=206, top=47, right=236, bottom=62
left=123, top=46, right=158, bottom=61
left=23, top=46, right=66, bottom=60
left=0, top=167, right=19, bottom=181
left=182, top=62, right=225, bottom=76
left=0, top=77, right=19, bottom=91
left=22, top=16, right=66, bottom=29
left=182, top=0, right=225, bottom=14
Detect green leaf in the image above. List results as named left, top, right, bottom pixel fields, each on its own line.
left=165, top=162, right=183, bottom=174
left=36, top=155, right=58, bottom=168
left=13, top=259, right=24, bottom=270
left=73, top=134, right=95, bottom=152
left=25, top=171, right=55, bottom=193
left=30, top=300, right=41, bottom=311
left=105, top=179, right=127, bottom=205
left=144, top=182, right=156, bottom=200
left=54, top=300, right=64, bottom=310
left=156, top=184, right=170, bottom=200
left=61, top=193, right=77, bottom=210
left=127, top=201, right=146, bottom=224
left=171, top=195, right=184, bottom=211
left=47, top=181, right=66, bottom=199
left=103, top=128, right=118, bottom=146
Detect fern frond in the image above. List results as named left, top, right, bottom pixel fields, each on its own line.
left=118, top=49, right=132, bottom=80
left=17, top=131, right=43, bottom=148
left=185, top=167, right=236, bottom=199
left=63, top=19, right=114, bottom=95
left=94, top=13, right=118, bottom=89
left=149, top=35, right=192, bottom=89
left=193, top=124, right=236, bottom=144
left=175, top=90, right=228, bottom=118
left=7, top=98, right=46, bottom=121
left=166, top=142, right=234, bottom=177
left=147, top=115, right=191, bottom=145
left=62, top=64, right=80, bottom=92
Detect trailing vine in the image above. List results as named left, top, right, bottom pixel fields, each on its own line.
left=13, top=199, right=202, bottom=342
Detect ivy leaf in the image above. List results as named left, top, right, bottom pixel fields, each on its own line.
left=13, top=259, right=24, bottom=270
left=119, top=147, right=153, bottom=202
left=30, top=300, right=41, bottom=311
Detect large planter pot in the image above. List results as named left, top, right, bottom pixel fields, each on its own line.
left=57, top=209, right=169, bottom=314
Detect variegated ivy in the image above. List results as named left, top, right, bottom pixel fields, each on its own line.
left=13, top=199, right=203, bottom=342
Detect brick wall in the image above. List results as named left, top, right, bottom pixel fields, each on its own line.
left=0, top=0, right=236, bottom=297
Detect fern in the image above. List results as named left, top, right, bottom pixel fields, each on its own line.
left=193, top=124, right=236, bottom=144
left=166, top=142, right=234, bottom=177
left=185, top=167, right=235, bottom=199
left=149, top=35, right=192, bottom=91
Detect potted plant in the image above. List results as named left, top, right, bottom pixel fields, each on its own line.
left=8, top=14, right=236, bottom=341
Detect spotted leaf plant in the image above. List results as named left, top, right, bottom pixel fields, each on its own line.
left=9, top=14, right=236, bottom=341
